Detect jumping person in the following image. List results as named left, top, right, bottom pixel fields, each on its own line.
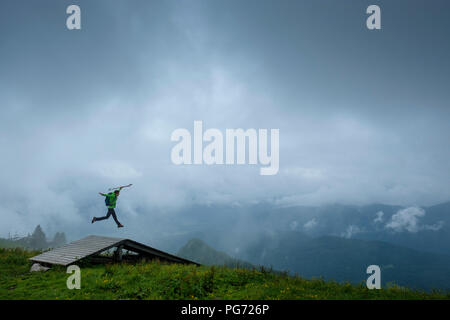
left=92, top=187, right=126, bottom=228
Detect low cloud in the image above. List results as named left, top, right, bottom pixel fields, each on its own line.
left=341, top=225, right=363, bottom=239
left=423, top=221, right=445, bottom=231
left=385, top=207, right=425, bottom=233
left=289, top=221, right=298, bottom=230
left=385, top=207, right=444, bottom=233
left=304, top=218, right=318, bottom=230
left=374, top=211, right=384, bottom=223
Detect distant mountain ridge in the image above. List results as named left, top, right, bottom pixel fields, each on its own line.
left=177, top=238, right=254, bottom=269
left=237, top=231, right=450, bottom=291
left=165, top=201, right=450, bottom=257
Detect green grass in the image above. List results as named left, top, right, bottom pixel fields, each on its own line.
left=0, top=248, right=448, bottom=300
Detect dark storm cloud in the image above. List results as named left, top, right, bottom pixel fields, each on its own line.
left=0, top=0, right=449, bottom=240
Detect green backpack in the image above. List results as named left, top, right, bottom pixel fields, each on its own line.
left=105, top=193, right=114, bottom=206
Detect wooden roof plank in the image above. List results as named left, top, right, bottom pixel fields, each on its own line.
left=29, top=235, right=125, bottom=265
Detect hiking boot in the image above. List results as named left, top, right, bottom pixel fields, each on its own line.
left=91, top=217, right=96, bottom=224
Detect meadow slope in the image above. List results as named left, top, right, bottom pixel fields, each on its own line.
left=0, top=249, right=448, bottom=300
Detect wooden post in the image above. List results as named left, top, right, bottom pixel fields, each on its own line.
left=114, top=245, right=123, bottom=262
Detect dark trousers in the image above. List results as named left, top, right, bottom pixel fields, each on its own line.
left=95, top=208, right=121, bottom=226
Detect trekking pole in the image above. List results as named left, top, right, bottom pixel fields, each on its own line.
left=108, top=184, right=132, bottom=191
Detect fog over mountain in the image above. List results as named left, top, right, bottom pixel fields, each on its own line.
left=1, top=1, right=450, bottom=248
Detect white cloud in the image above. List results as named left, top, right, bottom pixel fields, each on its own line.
left=290, top=220, right=299, bottom=230
left=384, top=207, right=445, bottom=233
left=282, top=167, right=325, bottom=180
left=423, top=221, right=445, bottom=231
left=341, top=225, right=363, bottom=239
left=385, top=207, right=425, bottom=233
left=374, top=211, right=384, bottom=223
left=93, top=161, right=143, bottom=180
left=303, top=218, right=318, bottom=230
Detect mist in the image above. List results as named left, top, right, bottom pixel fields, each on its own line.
left=1, top=0, right=450, bottom=248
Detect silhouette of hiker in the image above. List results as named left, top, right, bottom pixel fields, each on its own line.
left=92, top=188, right=124, bottom=228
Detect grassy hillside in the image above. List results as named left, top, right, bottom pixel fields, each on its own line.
left=0, top=248, right=448, bottom=300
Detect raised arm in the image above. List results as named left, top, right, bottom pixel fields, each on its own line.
left=99, top=192, right=107, bottom=196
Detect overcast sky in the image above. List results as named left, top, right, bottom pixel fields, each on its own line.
left=1, top=0, right=449, bottom=240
